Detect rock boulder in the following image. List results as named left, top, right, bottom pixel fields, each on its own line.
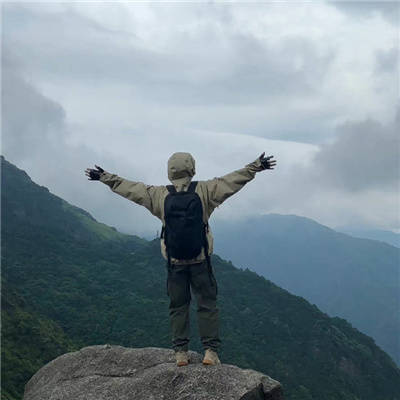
left=24, top=345, right=284, bottom=400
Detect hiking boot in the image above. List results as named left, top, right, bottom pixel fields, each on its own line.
left=175, top=350, right=189, bottom=367
left=202, top=349, right=221, bottom=365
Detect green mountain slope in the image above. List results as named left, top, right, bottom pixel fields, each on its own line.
left=2, top=156, right=400, bottom=400
left=213, top=215, right=400, bottom=365
left=1, top=287, right=79, bottom=400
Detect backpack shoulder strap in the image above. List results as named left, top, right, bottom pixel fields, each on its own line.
left=188, top=181, right=198, bottom=193
left=166, top=185, right=177, bottom=194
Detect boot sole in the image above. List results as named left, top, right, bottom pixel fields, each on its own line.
left=202, top=359, right=218, bottom=365
left=177, top=361, right=189, bottom=367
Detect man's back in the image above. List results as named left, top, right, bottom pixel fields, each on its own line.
left=94, top=152, right=274, bottom=264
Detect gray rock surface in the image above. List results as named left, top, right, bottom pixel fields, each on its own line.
left=24, top=345, right=284, bottom=400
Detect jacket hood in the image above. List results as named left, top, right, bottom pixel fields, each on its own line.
left=168, top=152, right=196, bottom=189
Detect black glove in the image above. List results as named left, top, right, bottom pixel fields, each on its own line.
left=259, top=152, right=277, bottom=170
left=85, top=165, right=104, bottom=180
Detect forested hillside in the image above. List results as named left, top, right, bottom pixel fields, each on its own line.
left=2, top=156, right=399, bottom=400
left=213, top=215, right=400, bottom=365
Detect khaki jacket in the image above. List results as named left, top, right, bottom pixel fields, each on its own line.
left=99, top=154, right=265, bottom=265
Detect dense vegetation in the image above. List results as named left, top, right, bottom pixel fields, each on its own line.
left=1, top=288, right=79, bottom=400
left=2, top=156, right=400, bottom=400
left=213, top=215, right=400, bottom=365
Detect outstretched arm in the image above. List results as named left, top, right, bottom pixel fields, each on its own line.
left=84, top=165, right=163, bottom=219
left=204, top=153, right=276, bottom=214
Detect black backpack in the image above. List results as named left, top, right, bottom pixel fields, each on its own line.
left=161, top=181, right=216, bottom=293
left=161, top=181, right=208, bottom=263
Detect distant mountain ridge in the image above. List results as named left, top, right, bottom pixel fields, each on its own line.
left=212, top=213, right=400, bottom=365
left=2, top=155, right=400, bottom=400
left=337, top=227, right=400, bottom=248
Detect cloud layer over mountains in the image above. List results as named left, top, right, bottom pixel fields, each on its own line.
left=2, top=2, right=399, bottom=235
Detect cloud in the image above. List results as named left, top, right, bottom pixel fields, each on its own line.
left=5, top=1, right=397, bottom=146
left=1, top=46, right=163, bottom=237
left=1, top=2, right=399, bottom=234
left=216, top=110, right=400, bottom=231
left=329, top=1, right=400, bottom=26
left=375, top=47, right=398, bottom=74
left=1, top=44, right=318, bottom=238
left=312, top=110, right=400, bottom=191
left=2, top=48, right=66, bottom=160
left=3, top=3, right=334, bottom=104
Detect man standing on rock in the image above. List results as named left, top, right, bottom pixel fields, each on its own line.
left=85, top=152, right=276, bottom=366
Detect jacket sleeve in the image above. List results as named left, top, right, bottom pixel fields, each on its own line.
left=204, top=156, right=265, bottom=215
left=99, top=171, right=164, bottom=220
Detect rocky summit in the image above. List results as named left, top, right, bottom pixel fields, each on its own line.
left=23, top=345, right=283, bottom=400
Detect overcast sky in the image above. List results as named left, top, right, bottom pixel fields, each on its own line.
left=2, top=1, right=399, bottom=236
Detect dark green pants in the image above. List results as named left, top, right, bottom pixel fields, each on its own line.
left=167, top=260, right=221, bottom=352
